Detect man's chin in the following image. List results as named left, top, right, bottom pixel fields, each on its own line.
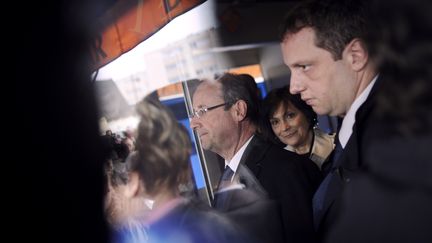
left=201, top=142, right=210, bottom=150
left=312, top=106, right=329, bottom=116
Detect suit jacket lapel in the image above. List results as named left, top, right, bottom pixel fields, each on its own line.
left=343, top=76, right=382, bottom=170
left=240, top=135, right=270, bottom=177
left=318, top=76, right=383, bottom=228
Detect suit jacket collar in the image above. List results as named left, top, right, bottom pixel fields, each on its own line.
left=239, top=134, right=270, bottom=177
left=339, top=75, right=379, bottom=147
left=356, top=75, right=382, bottom=122
left=316, top=76, right=384, bottom=232
left=339, top=75, right=383, bottom=170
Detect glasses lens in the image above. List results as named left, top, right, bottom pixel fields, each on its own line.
left=197, top=108, right=206, bottom=117
left=192, top=108, right=204, bottom=118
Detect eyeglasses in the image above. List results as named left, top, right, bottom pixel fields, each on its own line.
left=191, top=103, right=226, bottom=118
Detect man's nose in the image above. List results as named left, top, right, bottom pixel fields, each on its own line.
left=289, top=73, right=305, bottom=94
left=190, top=116, right=200, bottom=130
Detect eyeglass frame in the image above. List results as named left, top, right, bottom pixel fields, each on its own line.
left=190, top=103, right=227, bottom=119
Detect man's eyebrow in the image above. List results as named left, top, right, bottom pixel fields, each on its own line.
left=292, top=63, right=308, bottom=67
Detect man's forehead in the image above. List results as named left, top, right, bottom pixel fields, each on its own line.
left=198, top=80, right=220, bottom=90
left=193, top=82, right=221, bottom=101
left=283, top=27, right=316, bottom=42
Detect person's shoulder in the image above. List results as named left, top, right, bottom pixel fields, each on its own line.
left=251, top=134, right=315, bottom=169
left=177, top=198, right=228, bottom=224
left=269, top=144, right=310, bottom=162
left=181, top=198, right=253, bottom=243
left=314, top=128, right=335, bottom=140
left=267, top=143, right=321, bottom=176
left=111, top=219, right=148, bottom=243
left=255, top=145, right=313, bottom=178
left=312, top=128, right=336, bottom=163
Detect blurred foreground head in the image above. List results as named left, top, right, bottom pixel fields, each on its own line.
left=133, top=97, right=192, bottom=196
left=104, top=97, right=193, bottom=226
left=366, top=0, right=432, bottom=136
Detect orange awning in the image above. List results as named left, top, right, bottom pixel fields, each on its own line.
left=92, top=0, right=205, bottom=71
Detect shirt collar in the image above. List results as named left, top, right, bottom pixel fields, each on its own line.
left=339, top=75, right=378, bottom=148
left=225, top=135, right=254, bottom=174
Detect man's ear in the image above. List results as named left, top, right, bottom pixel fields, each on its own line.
left=124, top=172, right=140, bottom=198
left=232, top=100, right=248, bottom=122
left=344, top=38, right=369, bottom=71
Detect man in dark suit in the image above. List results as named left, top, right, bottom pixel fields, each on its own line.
left=190, top=73, right=321, bottom=243
left=279, top=0, right=379, bottom=240
left=327, top=0, right=432, bottom=242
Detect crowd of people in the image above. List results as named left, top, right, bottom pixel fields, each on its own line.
left=22, top=0, right=430, bottom=242
left=103, top=0, right=431, bottom=242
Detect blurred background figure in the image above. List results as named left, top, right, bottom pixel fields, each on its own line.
left=122, top=130, right=136, bottom=152
left=104, top=156, right=152, bottom=243
left=262, top=86, right=335, bottom=170
left=102, top=129, right=136, bottom=162
left=102, top=130, right=120, bottom=160
left=327, top=0, right=432, bottom=242
left=15, top=0, right=110, bottom=242
left=107, top=96, right=248, bottom=243
left=117, top=133, right=135, bottom=162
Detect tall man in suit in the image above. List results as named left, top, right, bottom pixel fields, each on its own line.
left=279, top=0, right=379, bottom=240
left=327, top=0, right=432, bottom=242
left=190, top=73, right=322, bottom=243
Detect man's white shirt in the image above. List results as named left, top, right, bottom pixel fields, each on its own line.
left=339, top=75, right=378, bottom=148
left=225, top=135, right=254, bottom=180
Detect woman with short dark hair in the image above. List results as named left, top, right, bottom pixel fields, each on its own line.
left=262, top=86, right=335, bottom=169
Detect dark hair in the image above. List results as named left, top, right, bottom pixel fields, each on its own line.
left=366, top=0, right=432, bottom=137
left=279, top=0, right=369, bottom=60
left=217, top=72, right=261, bottom=125
left=131, top=97, right=192, bottom=196
left=263, top=86, right=317, bottom=128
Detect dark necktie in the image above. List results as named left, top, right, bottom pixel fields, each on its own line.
left=213, top=166, right=235, bottom=208
left=312, top=133, right=344, bottom=229
left=332, top=137, right=344, bottom=167
left=220, top=166, right=234, bottom=185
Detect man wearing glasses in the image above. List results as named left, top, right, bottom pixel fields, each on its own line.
left=190, top=73, right=322, bottom=243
